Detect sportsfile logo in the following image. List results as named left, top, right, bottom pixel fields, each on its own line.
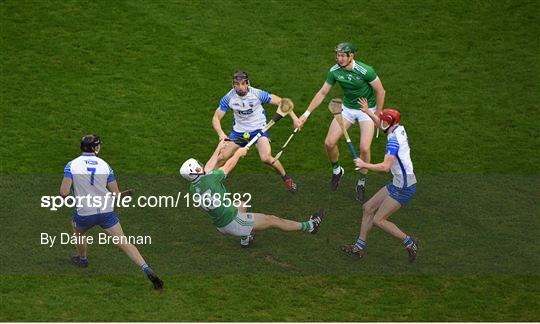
left=40, top=192, right=252, bottom=210
left=41, top=192, right=132, bottom=211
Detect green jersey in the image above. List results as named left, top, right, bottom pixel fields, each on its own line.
left=325, top=60, right=378, bottom=109
left=189, top=169, right=237, bottom=228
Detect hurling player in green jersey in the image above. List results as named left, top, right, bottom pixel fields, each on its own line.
left=180, top=147, right=325, bottom=247
left=295, top=42, right=386, bottom=203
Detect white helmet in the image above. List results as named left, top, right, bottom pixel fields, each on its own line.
left=179, top=158, right=205, bottom=182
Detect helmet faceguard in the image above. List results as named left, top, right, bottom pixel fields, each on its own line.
left=379, top=109, right=401, bottom=133
left=80, top=134, right=101, bottom=154
left=180, top=158, right=205, bottom=182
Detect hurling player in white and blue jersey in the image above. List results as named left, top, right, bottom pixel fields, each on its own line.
left=341, top=98, right=419, bottom=263
left=205, top=71, right=300, bottom=192
left=60, top=135, right=163, bottom=290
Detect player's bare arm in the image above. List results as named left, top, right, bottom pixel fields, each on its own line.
left=270, top=94, right=282, bottom=105
left=106, top=180, right=133, bottom=199
left=369, top=77, right=386, bottom=115
left=219, top=147, right=248, bottom=175
left=358, top=97, right=381, bottom=128
left=212, top=108, right=228, bottom=140
left=270, top=95, right=299, bottom=126
left=60, top=177, right=72, bottom=198
left=107, top=180, right=124, bottom=203
left=354, top=154, right=395, bottom=173
left=270, top=94, right=299, bottom=127
left=296, top=82, right=333, bottom=129
left=107, top=180, right=121, bottom=194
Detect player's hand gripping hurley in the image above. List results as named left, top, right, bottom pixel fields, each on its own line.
left=245, top=98, right=295, bottom=149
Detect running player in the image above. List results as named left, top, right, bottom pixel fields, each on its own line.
left=60, top=135, right=164, bottom=290
left=295, top=42, right=386, bottom=203
left=341, top=98, right=419, bottom=262
left=205, top=71, right=299, bottom=193
left=181, top=147, right=325, bottom=247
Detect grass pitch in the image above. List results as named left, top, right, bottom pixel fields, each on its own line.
left=1, top=0, right=539, bottom=321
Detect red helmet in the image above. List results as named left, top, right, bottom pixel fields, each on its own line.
left=379, top=109, right=401, bottom=131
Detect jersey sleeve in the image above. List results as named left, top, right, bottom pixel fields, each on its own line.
left=386, top=137, right=400, bottom=156
left=64, top=162, right=72, bottom=179
left=107, top=164, right=116, bottom=183
left=257, top=89, right=272, bottom=104
left=219, top=93, right=231, bottom=112
left=364, top=66, right=378, bottom=83
left=212, top=169, right=227, bottom=182
left=325, top=70, right=336, bottom=85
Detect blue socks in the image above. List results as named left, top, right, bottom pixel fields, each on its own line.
left=355, top=237, right=413, bottom=250
left=141, top=263, right=153, bottom=275
left=403, top=236, right=414, bottom=247
left=355, top=238, right=366, bottom=250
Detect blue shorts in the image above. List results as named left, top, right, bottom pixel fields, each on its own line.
left=228, top=129, right=269, bottom=147
left=72, top=212, right=119, bottom=231
left=386, top=183, right=416, bottom=206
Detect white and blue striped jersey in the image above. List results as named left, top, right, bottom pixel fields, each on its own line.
left=64, top=153, right=116, bottom=216
left=219, top=87, right=272, bottom=132
left=386, top=125, right=417, bottom=188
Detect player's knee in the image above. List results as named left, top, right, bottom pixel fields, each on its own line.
left=216, top=153, right=227, bottom=164
left=373, top=218, right=384, bottom=228
left=359, top=146, right=370, bottom=158
left=362, top=203, right=375, bottom=216
left=260, top=155, right=273, bottom=164
left=325, top=138, right=337, bottom=151
left=268, top=215, right=281, bottom=225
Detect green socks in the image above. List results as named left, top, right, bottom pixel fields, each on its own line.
left=300, top=221, right=312, bottom=232
left=331, top=161, right=341, bottom=175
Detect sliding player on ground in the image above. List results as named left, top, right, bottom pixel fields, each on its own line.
left=205, top=71, right=300, bottom=193
left=341, top=98, right=418, bottom=262
left=181, top=148, right=325, bottom=247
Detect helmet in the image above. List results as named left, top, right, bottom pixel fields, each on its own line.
left=180, top=158, right=205, bottom=182
left=335, top=42, right=357, bottom=54
left=232, top=70, right=249, bottom=85
left=80, top=134, right=101, bottom=153
left=379, top=109, right=401, bottom=132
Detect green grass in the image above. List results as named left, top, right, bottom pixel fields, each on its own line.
left=2, top=0, right=539, bottom=174
left=1, top=0, right=539, bottom=321
left=1, top=174, right=539, bottom=276
left=2, top=275, right=538, bottom=321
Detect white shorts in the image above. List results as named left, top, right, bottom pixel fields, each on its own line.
left=342, top=105, right=376, bottom=124
left=217, top=211, right=254, bottom=237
